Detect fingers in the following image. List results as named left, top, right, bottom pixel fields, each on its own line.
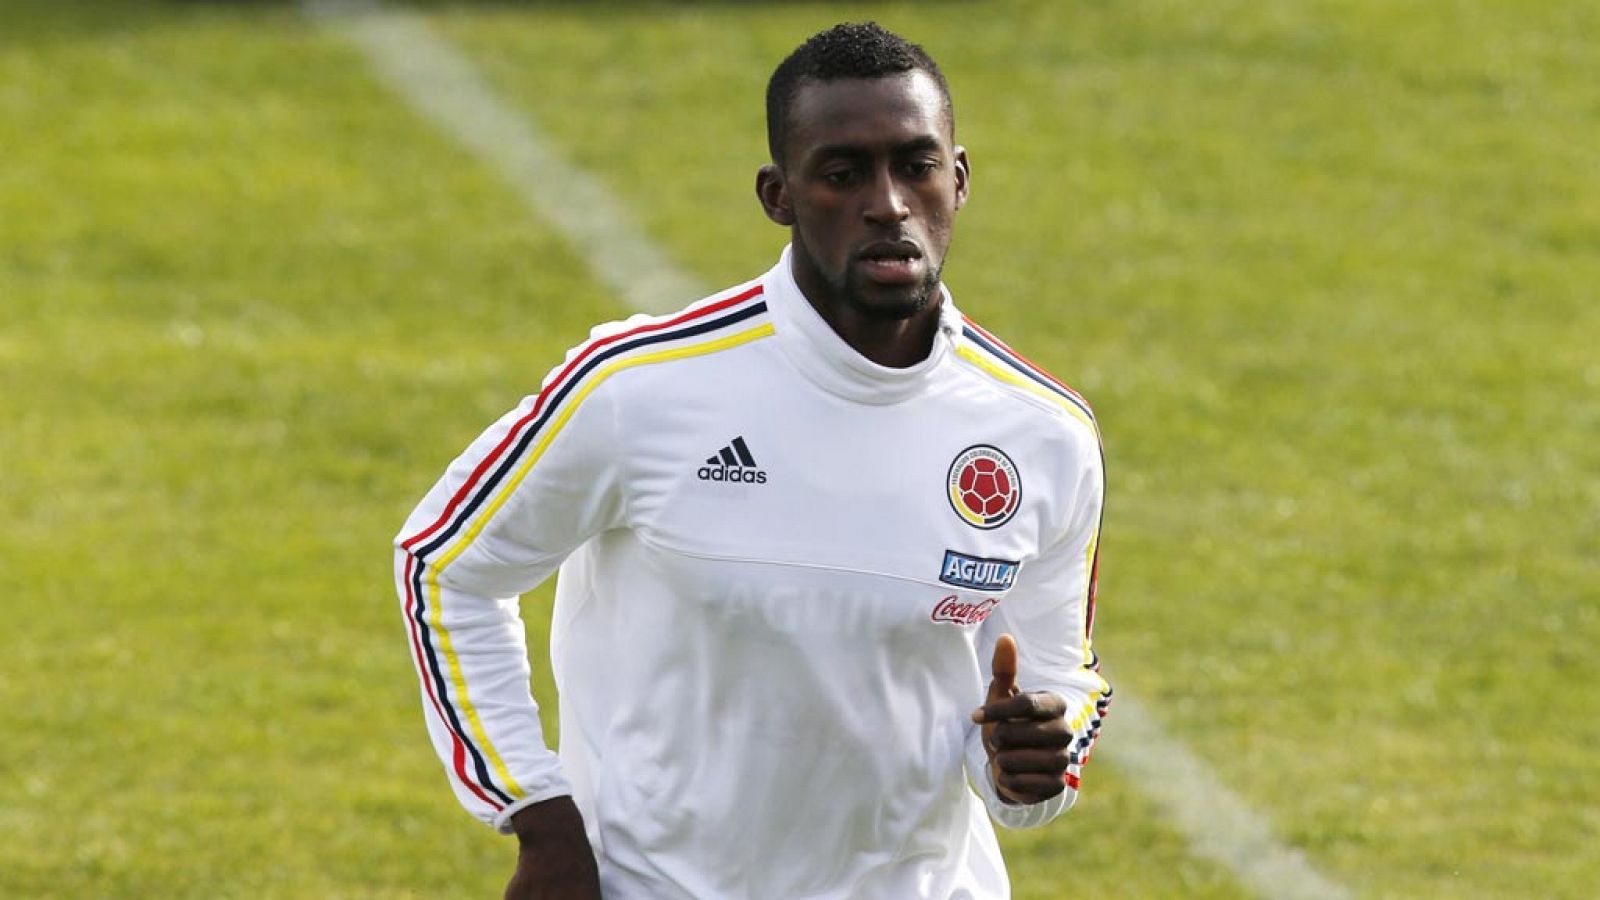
left=992, top=745, right=1073, bottom=805
left=993, top=747, right=1072, bottom=774
left=971, top=689, right=1067, bottom=724
left=995, top=772, right=1068, bottom=803
left=986, top=717, right=1072, bottom=751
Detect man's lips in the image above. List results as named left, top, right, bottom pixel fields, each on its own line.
left=857, top=239, right=924, bottom=262
left=854, top=240, right=926, bottom=286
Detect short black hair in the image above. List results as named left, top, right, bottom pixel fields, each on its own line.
left=765, top=22, right=953, bottom=166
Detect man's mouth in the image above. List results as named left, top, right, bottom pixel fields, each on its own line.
left=856, top=241, right=926, bottom=285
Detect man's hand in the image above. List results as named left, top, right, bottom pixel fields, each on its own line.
left=504, top=796, right=602, bottom=900
left=970, top=634, right=1074, bottom=805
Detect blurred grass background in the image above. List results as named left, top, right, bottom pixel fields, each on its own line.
left=1, top=1, right=1595, bottom=897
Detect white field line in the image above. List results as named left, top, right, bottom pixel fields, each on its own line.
left=302, top=0, right=700, bottom=315
left=1103, top=689, right=1349, bottom=899
left=304, top=3, right=1351, bottom=898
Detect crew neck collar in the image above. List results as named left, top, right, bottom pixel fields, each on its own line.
left=764, top=244, right=960, bottom=405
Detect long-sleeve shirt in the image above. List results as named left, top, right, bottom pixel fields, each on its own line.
left=394, top=246, right=1110, bottom=899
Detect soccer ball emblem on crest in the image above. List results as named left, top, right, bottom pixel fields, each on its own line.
left=947, top=445, right=1021, bottom=529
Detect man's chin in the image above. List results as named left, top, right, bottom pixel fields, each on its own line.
left=853, top=296, right=926, bottom=322
left=844, top=276, right=940, bottom=322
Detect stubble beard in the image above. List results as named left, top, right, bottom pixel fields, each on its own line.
left=834, top=260, right=944, bottom=322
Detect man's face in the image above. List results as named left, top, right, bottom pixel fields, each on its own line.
left=763, top=71, right=969, bottom=321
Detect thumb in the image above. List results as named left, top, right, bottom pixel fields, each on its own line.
left=987, top=633, right=1019, bottom=701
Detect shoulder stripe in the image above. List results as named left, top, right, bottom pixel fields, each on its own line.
left=400, top=294, right=771, bottom=808
left=430, top=319, right=773, bottom=569
left=960, top=317, right=1096, bottom=426
left=956, top=342, right=1098, bottom=437
left=403, top=284, right=765, bottom=557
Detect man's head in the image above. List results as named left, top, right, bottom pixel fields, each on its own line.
left=765, top=22, right=953, bottom=168
left=757, top=23, right=969, bottom=333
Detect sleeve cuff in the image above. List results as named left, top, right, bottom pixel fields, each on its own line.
left=490, top=780, right=577, bottom=835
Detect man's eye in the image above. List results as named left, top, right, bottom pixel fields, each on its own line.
left=905, top=160, right=939, bottom=177
left=823, top=170, right=854, bottom=186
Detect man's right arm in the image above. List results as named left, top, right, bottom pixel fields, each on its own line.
left=393, top=374, right=625, bottom=835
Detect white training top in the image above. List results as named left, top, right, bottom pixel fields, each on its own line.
left=394, top=247, right=1110, bottom=899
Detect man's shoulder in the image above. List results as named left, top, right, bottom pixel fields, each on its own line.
left=538, top=277, right=775, bottom=394
left=948, top=314, right=1100, bottom=445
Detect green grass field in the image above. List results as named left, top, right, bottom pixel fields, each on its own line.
left=3, top=1, right=1596, bottom=897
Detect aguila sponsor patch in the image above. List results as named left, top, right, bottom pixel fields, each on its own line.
left=939, top=550, right=1020, bottom=591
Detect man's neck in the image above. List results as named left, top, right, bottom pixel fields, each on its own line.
left=791, top=262, right=941, bottom=369
left=812, top=302, right=940, bottom=369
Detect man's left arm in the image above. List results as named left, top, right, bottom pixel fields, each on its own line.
left=967, top=446, right=1110, bottom=829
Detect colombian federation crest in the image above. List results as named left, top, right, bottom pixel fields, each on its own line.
left=947, top=445, right=1021, bottom=529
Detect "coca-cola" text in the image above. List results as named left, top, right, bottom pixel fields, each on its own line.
left=930, top=594, right=999, bottom=626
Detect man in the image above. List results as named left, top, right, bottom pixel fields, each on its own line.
left=395, top=22, right=1110, bottom=899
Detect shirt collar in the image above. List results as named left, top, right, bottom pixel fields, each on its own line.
left=763, top=244, right=961, bottom=405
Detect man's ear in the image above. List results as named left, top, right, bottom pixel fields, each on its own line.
left=953, top=146, right=971, bottom=211
left=756, top=164, right=795, bottom=226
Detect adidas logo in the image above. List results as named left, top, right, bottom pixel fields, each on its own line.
left=697, top=436, right=768, bottom=485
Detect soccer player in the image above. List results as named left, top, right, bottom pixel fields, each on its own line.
left=395, top=22, right=1110, bottom=899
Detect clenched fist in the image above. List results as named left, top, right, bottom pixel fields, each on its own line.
left=970, top=634, right=1074, bottom=805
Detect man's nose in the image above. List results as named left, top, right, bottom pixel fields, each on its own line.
left=863, top=171, right=911, bottom=224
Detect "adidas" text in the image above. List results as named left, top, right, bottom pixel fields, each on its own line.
left=699, top=435, right=768, bottom=485
left=697, top=465, right=767, bottom=484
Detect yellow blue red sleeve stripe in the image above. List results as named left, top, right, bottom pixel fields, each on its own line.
left=957, top=314, right=1112, bottom=780
left=397, top=284, right=770, bottom=810
left=956, top=315, right=1098, bottom=434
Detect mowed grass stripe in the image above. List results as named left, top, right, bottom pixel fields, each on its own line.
left=307, top=4, right=1348, bottom=898
left=0, top=2, right=617, bottom=895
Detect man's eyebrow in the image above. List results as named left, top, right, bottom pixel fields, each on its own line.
left=892, top=136, right=944, bottom=155
left=811, top=136, right=945, bottom=162
left=811, top=144, right=874, bottom=162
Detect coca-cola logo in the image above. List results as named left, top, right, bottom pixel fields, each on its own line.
left=930, top=594, right=999, bottom=627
